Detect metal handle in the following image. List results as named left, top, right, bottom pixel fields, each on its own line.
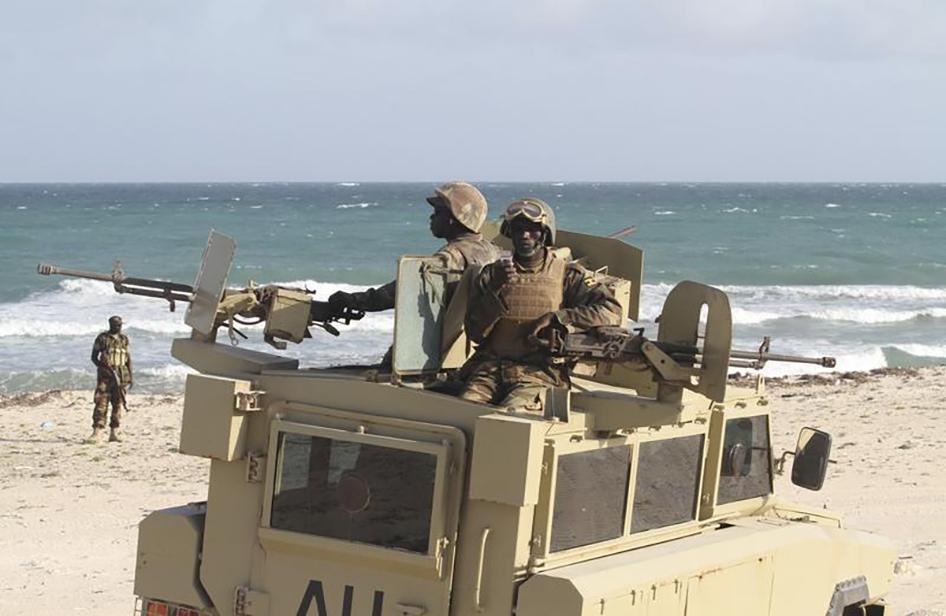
left=474, top=527, right=491, bottom=612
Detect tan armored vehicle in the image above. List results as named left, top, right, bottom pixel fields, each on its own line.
left=40, top=228, right=894, bottom=616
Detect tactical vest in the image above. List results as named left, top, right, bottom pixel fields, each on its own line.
left=100, top=333, right=129, bottom=369
left=484, top=255, right=566, bottom=359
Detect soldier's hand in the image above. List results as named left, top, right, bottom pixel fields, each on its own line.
left=328, top=291, right=354, bottom=312
left=527, top=313, right=555, bottom=349
left=488, top=258, right=517, bottom=293
left=127, top=379, right=133, bottom=390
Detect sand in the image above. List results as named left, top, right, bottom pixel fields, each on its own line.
left=1, top=368, right=944, bottom=615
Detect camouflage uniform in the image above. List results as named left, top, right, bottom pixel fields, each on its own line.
left=459, top=250, right=623, bottom=411
left=92, top=331, right=131, bottom=429
left=339, top=233, right=502, bottom=312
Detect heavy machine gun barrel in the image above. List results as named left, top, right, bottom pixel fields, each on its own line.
left=38, top=262, right=194, bottom=310
left=727, top=336, right=836, bottom=369
left=37, top=261, right=364, bottom=347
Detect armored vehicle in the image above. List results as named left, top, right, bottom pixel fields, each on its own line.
left=40, top=228, right=894, bottom=616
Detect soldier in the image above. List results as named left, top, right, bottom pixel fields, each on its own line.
left=458, top=198, right=623, bottom=411
left=88, top=315, right=133, bottom=443
left=328, top=181, right=502, bottom=313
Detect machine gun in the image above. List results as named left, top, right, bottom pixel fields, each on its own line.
left=37, top=232, right=364, bottom=349
left=545, top=324, right=835, bottom=395
left=547, top=326, right=835, bottom=371
left=558, top=280, right=837, bottom=402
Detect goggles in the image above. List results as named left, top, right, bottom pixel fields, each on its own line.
left=504, top=199, right=547, bottom=223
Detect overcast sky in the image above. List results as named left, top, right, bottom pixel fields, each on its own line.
left=1, top=0, right=944, bottom=182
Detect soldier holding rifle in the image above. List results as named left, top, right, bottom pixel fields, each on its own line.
left=459, top=198, right=624, bottom=412
left=88, top=315, right=133, bottom=443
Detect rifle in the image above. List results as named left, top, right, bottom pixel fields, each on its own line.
left=37, top=262, right=365, bottom=349
left=107, top=366, right=130, bottom=412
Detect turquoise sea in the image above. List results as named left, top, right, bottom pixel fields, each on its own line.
left=1, top=182, right=945, bottom=393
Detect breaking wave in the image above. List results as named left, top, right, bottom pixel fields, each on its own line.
left=639, top=283, right=946, bottom=325
left=4, top=280, right=945, bottom=339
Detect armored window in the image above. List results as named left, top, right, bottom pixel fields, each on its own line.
left=631, top=435, right=704, bottom=534
left=717, top=415, right=772, bottom=505
left=270, top=432, right=437, bottom=553
left=550, top=446, right=631, bottom=552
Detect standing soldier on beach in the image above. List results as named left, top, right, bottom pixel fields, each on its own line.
left=88, top=315, right=133, bottom=443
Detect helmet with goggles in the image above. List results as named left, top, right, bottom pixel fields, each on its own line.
left=500, top=198, right=556, bottom=245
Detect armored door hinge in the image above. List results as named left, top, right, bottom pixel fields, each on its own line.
left=435, top=536, right=450, bottom=577
left=527, top=534, right=546, bottom=570
left=235, top=390, right=264, bottom=412
left=234, top=585, right=270, bottom=616
left=246, top=451, right=266, bottom=483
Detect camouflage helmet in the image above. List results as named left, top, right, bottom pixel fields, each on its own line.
left=426, top=181, right=488, bottom=233
left=500, top=198, right=556, bottom=245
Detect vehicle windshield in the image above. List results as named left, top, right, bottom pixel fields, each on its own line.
left=270, top=432, right=437, bottom=553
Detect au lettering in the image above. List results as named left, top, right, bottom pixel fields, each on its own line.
left=296, top=580, right=384, bottom=616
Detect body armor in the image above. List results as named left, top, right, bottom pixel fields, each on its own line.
left=484, top=255, right=566, bottom=359
left=99, top=333, right=129, bottom=369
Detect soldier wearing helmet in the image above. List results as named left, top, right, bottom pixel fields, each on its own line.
left=328, top=181, right=501, bottom=314
left=88, top=315, right=133, bottom=443
left=458, top=198, right=623, bottom=411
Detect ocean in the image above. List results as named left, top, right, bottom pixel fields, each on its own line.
left=2, top=182, right=944, bottom=394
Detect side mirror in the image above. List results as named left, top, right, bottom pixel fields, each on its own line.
left=791, top=427, right=832, bottom=491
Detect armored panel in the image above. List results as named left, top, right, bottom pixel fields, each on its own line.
left=557, top=229, right=643, bottom=321
left=393, top=256, right=448, bottom=376
left=179, top=373, right=254, bottom=461
left=440, top=268, right=476, bottom=370
left=686, top=556, right=773, bottom=613
left=185, top=230, right=235, bottom=335
left=658, top=281, right=732, bottom=403
left=134, top=504, right=210, bottom=609
left=468, top=414, right=545, bottom=506
left=171, top=338, right=298, bottom=376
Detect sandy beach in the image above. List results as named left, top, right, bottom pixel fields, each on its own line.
left=1, top=368, right=944, bottom=615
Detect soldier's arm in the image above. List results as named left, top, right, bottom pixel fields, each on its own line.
left=464, top=264, right=508, bottom=343
left=345, top=280, right=397, bottom=312
left=90, top=335, right=104, bottom=367
left=553, top=265, right=624, bottom=329
left=126, top=339, right=133, bottom=385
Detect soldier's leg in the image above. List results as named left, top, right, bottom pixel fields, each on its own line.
left=109, top=386, right=124, bottom=429
left=108, top=385, right=125, bottom=442
left=87, top=376, right=111, bottom=442
left=92, top=377, right=110, bottom=429
left=497, top=365, right=561, bottom=413
left=458, top=362, right=502, bottom=405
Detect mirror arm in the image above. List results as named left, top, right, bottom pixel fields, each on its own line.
left=775, top=450, right=795, bottom=475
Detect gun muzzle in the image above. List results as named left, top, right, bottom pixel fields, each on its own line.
left=37, top=263, right=117, bottom=283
